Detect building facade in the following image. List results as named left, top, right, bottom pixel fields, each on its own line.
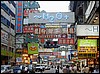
left=69, top=1, right=99, bottom=67
left=1, top=1, right=18, bottom=65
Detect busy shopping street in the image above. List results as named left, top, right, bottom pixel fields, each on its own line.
left=1, top=1, right=99, bottom=73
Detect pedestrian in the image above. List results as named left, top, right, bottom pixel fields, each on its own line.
left=63, top=65, right=67, bottom=73
left=81, top=65, right=85, bottom=73
left=92, top=65, right=99, bottom=73
left=66, top=65, right=71, bottom=73
left=84, top=65, right=89, bottom=73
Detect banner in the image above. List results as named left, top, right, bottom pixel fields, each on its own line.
left=28, top=43, right=39, bottom=54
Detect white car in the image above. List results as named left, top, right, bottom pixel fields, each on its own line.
left=1, top=65, right=12, bottom=73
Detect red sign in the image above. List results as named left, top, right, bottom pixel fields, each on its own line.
left=24, top=9, right=39, bottom=16
left=23, top=26, right=34, bottom=33
left=58, top=38, right=74, bottom=45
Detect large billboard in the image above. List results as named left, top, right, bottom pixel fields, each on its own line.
left=16, top=1, right=23, bottom=33
left=77, top=25, right=99, bottom=36
left=78, top=39, right=97, bottom=59
left=28, top=43, right=39, bottom=54
left=29, top=12, right=75, bottom=23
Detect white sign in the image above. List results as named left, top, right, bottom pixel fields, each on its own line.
left=77, top=25, right=99, bottom=36
left=29, top=12, right=75, bottom=23
left=1, top=30, right=8, bottom=44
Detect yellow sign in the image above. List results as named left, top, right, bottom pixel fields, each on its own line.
left=78, top=46, right=97, bottom=53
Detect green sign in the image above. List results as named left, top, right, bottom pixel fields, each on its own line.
left=78, top=39, right=97, bottom=46
left=28, top=43, right=39, bottom=54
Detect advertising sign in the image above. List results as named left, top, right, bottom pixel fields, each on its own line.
left=78, top=39, right=97, bottom=47
left=29, top=12, right=75, bottom=23
left=16, top=1, right=23, bottom=33
left=28, top=43, right=39, bottom=54
left=78, top=39, right=97, bottom=58
left=1, top=30, right=8, bottom=44
left=77, top=25, right=99, bottom=36
left=58, top=38, right=74, bottom=45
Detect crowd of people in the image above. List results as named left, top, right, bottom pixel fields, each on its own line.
left=54, top=64, right=99, bottom=73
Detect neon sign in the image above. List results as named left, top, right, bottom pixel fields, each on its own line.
left=33, top=12, right=69, bottom=22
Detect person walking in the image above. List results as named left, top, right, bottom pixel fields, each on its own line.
left=84, top=65, right=89, bottom=73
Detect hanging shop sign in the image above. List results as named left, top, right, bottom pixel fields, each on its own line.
left=24, top=9, right=39, bottom=16
left=78, top=39, right=97, bottom=58
left=29, top=12, right=75, bottom=23
left=16, top=1, right=23, bottom=33
left=58, top=38, right=74, bottom=45
left=28, top=43, right=39, bottom=54
left=38, top=34, right=67, bottom=39
left=77, top=25, right=99, bottom=36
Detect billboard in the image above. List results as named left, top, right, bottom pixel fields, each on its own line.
left=28, top=43, right=39, bottom=54
left=78, top=39, right=97, bottom=59
left=29, top=12, right=75, bottom=23
left=16, top=1, right=23, bottom=33
left=77, top=25, right=99, bottom=36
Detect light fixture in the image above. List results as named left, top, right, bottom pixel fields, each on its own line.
left=93, top=20, right=96, bottom=23
left=95, top=16, right=98, bottom=20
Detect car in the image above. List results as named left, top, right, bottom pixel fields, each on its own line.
left=45, top=66, right=50, bottom=70
left=35, top=64, right=45, bottom=72
left=1, top=65, right=12, bottom=73
left=13, top=66, right=21, bottom=73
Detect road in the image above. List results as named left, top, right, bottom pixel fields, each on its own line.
left=43, top=68, right=63, bottom=73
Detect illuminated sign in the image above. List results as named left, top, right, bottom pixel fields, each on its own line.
left=28, top=43, right=38, bottom=54
left=78, top=39, right=97, bottom=46
left=16, top=1, right=23, bottom=33
left=29, top=12, right=75, bottom=23
left=78, top=39, right=97, bottom=59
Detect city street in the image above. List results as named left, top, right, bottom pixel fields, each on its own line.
left=1, top=1, right=99, bottom=73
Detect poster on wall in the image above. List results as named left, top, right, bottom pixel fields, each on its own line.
left=28, top=43, right=39, bottom=54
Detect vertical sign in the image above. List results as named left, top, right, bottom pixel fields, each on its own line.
left=16, top=1, right=23, bottom=33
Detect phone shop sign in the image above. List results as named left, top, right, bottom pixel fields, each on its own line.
left=29, top=12, right=75, bottom=23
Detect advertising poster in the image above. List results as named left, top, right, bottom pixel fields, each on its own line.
left=28, top=43, right=39, bottom=54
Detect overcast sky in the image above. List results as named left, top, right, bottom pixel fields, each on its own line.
left=37, top=1, right=71, bottom=12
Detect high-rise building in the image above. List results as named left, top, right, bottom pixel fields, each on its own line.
left=1, top=1, right=16, bottom=65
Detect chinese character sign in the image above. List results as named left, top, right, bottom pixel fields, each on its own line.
left=16, top=1, right=23, bottom=33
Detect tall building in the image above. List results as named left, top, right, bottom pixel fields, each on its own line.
left=1, top=1, right=17, bottom=65
left=69, top=1, right=99, bottom=67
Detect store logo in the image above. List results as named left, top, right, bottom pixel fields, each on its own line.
left=30, top=46, right=37, bottom=51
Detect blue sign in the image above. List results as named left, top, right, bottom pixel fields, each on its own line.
left=16, top=1, right=23, bottom=33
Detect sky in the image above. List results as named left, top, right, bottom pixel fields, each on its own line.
left=37, top=1, right=71, bottom=12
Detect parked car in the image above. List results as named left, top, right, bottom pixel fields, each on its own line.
left=13, top=66, right=21, bottom=73
left=1, top=65, right=12, bottom=73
